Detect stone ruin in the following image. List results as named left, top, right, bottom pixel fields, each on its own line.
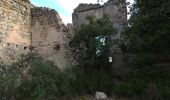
left=0, top=0, right=127, bottom=69
left=0, top=0, right=76, bottom=69
left=31, top=7, right=76, bottom=69
left=73, top=0, right=127, bottom=73
left=0, top=0, right=33, bottom=64
left=73, top=0, right=127, bottom=34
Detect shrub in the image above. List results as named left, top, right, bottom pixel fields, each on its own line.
left=65, top=67, right=114, bottom=95
left=0, top=53, right=114, bottom=99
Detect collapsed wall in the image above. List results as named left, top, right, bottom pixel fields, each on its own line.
left=0, top=0, right=33, bottom=64
left=31, top=7, right=76, bottom=69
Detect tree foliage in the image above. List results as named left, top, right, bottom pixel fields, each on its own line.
left=118, top=0, right=170, bottom=99
left=73, top=15, right=116, bottom=71
left=123, top=0, right=170, bottom=54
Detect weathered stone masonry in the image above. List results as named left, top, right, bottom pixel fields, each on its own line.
left=31, top=7, right=76, bottom=69
left=0, top=0, right=33, bottom=64
left=73, top=0, right=127, bottom=34
left=0, top=0, right=76, bottom=68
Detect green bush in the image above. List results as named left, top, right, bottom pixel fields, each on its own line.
left=113, top=79, right=146, bottom=97
left=65, top=67, right=113, bottom=95
left=0, top=54, right=62, bottom=100
left=113, top=57, right=170, bottom=100
left=0, top=53, right=114, bottom=100
left=118, top=0, right=170, bottom=99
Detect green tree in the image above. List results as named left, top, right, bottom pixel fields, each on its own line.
left=71, top=15, right=116, bottom=95
left=73, top=15, right=116, bottom=70
left=118, top=0, right=170, bottom=99
left=123, top=0, right=170, bottom=54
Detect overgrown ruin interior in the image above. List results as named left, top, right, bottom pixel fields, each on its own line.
left=0, top=0, right=127, bottom=69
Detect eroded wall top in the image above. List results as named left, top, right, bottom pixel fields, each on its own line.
left=74, top=3, right=101, bottom=12
left=31, top=7, right=64, bottom=26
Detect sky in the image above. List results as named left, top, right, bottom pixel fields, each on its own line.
left=30, top=0, right=134, bottom=24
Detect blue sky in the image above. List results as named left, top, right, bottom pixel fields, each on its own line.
left=30, top=0, right=134, bottom=24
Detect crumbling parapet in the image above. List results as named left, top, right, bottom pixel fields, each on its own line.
left=31, top=7, right=64, bottom=26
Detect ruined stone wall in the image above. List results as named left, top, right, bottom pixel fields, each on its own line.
left=0, top=0, right=76, bottom=68
left=0, top=0, right=33, bottom=64
left=31, top=7, right=76, bottom=69
left=73, top=0, right=127, bottom=37
left=73, top=0, right=127, bottom=54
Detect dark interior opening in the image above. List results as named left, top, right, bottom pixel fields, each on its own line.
left=53, top=44, right=60, bottom=51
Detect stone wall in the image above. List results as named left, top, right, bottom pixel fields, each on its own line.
left=0, top=0, right=76, bottom=68
left=31, top=7, right=76, bottom=69
left=73, top=0, right=127, bottom=36
left=0, top=0, right=33, bottom=64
